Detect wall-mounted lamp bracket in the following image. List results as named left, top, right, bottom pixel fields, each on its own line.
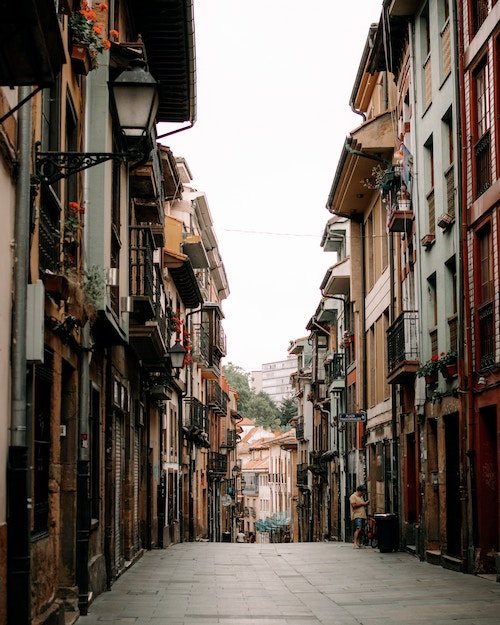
left=33, top=143, right=142, bottom=185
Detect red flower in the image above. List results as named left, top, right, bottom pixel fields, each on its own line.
left=98, top=2, right=108, bottom=10
left=431, top=354, right=439, bottom=362
left=103, top=39, right=111, bottom=49
left=109, top=29, right=119, bottom=40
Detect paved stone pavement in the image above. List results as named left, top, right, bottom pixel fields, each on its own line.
left=77, top=542, right=500, bottom=625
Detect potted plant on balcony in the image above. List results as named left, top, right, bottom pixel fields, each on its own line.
left=417, top=353, right=441, bottom=385
left=69, top=2, right=118, bottom=74
left=439, top=350, right=458, bottom=379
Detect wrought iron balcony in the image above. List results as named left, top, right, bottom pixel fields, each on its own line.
left=191, top=323, right=210, bottom=364
left=325, top=353, right=345, bottom=388
left=129, top=263, right=168, bottom=362
left=295, top=420, right=305, bottom=441
left=184, top=397, right=208, bottom=432
left=207, top=379, right=228, bottom=416
left=387, top=310, right=419, bottom=383
left=297, top=463, right=308, bottom=486
left=208, top=452, right=227, bottom=476
left=221, top=429, right=236, bottom=449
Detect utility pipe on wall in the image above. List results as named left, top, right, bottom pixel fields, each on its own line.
left=8, top=85, right=32, bottom=625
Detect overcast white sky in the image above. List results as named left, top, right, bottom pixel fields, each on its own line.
left=160, top=1, right=382, bottom=373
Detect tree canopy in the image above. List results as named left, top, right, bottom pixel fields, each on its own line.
left=223, top=363, right=282, bottom=431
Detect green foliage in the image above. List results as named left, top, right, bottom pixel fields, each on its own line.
left=278, top=396, right=298, bottom=427
left=223, top=363, right=281, bottom=431
left=222, top=363, right=253, bottom=414
left=246, top=393, right=281, bottom=430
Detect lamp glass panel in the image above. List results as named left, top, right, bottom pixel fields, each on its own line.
left=112, top=83, right=159, bottom=136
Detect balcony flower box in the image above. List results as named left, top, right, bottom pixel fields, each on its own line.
left=421, top=233, right=435, bottom=249
left=437, top=212, right=454, bottom=230
left=70, top=44, right=92, bottom=76
left=443, top=363, right=458, bottom=379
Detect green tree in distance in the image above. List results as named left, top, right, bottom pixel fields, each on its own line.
left=278, top=396, right=298, bottom=428
left=223, top=363, right=281, bottom=431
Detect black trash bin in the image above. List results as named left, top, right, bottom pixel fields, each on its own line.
left=374, top=513, right=398, bottom=552
left=221, top=531, right=231, bottom=543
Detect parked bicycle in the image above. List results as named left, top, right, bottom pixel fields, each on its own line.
left=361, top=515, right=378, bottom=548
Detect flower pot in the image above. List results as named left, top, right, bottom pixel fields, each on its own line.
left=425, top=372, right=438, bottom=385
left=70, top=44, right=91, bottom=76
left=43, top=273, right=70, bottom=301
left=443, top=363, right=457, bottom=378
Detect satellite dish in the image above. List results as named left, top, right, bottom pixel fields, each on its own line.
left=221, top=495, right=232, bottom=507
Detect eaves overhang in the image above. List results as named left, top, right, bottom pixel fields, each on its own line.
left=164, top=249, right=203, bottom=308
left=321, top=258, right=351, bottom=297
left=132, top=0, right=196, bottom=124
left=368, top=7, right=411, bottom=79
left=0, top=0, right=66, bottom=86
left=326, top=111, right=394, bottom=217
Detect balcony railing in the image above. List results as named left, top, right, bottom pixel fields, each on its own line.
left=184, top=397, right=208, bottom=432
left=325, top=353, right=344, bottom=386
left=208, top=452, right=227, bottom=475
left=207, top=379, right=228, bottom=415
left=39, top=190, right=60, bottom=273
left=297, top=463, right=308, bottom=486
left=387, top=311, right=419, bottom=383
left=221, top=429, right=236, bottom=449
left=295, top=420, right=305, bottom=441
left=214, top=321, right=227, bottom=356
left=129, top=226, right=155, bottom=319
left=191, top=323, right=210, bottom=363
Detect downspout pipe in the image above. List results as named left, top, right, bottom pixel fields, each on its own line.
left=8, top=86, right=32, bottom=625
left=389, top=232, right=399, bottom=519
left=455, top=2, right=475, bottom=573
left=76, top=75, right=93, bottom=615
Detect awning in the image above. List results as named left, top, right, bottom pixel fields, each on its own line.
left=131, top=0, right=196, bottom=124
left=164, top=250, right=203, bottom=308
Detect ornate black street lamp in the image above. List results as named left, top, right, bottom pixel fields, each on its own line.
left=34, top=60, right=159, bottom=185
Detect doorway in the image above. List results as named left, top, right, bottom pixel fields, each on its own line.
left=444, top=415, right=461, bottom=557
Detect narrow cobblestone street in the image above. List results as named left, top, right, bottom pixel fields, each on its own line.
left=78, top=542, right=500, bottom=625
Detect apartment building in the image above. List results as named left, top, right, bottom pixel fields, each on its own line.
left=259, top=356, right=298, bottom=405
left=0, top=3, right=239, bottom=624
left=291, top=0, right=499, bottom=579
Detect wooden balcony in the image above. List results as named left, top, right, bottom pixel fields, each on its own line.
left=129, top=226, right=156, bottom=321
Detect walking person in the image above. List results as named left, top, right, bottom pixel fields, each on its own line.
left=236, top=529, right=246, bottom=543
left=349, top=485, right=370, bottom=548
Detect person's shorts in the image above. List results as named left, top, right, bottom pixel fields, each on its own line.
left=353, top=518, right=365, bottom=530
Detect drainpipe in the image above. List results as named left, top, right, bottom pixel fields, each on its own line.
left=455, top=2, right=475, bottom=573
left=360, top=220, right=368, bottom=484
left=184, top=306, right=202, bottom=541
left=8, top=86, right=32, bottom=625
left=76, top=325, right=91, bottom=615
left=76, top=74, right=94, bottom=614
left=389, top=232, right=399, bottom=519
